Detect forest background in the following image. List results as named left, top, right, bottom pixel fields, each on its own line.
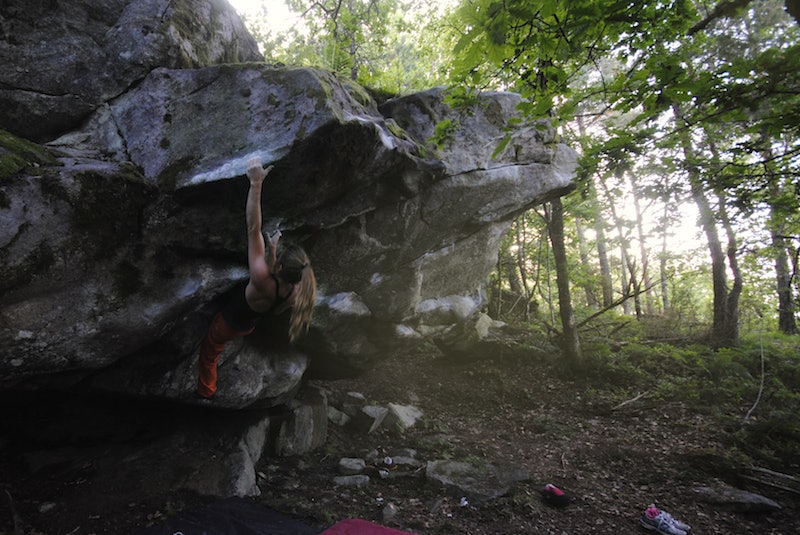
left=232, top=0, right=800, bottom=472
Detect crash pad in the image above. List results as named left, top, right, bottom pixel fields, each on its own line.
left=137, top=497, right=418, bottom=535
left=320, top=518, right=418, bottom=534
left=136, top=497, right=319, bottom=535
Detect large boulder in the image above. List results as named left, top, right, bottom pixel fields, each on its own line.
left=0, top=0, right=262, bottom=142
left=0, top=1, right=577, bottom=409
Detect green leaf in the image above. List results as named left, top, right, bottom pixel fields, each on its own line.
left=491, top=134, right=512, bottom=160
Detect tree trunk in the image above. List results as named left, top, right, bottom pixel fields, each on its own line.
left=762, top=140, right=798, bottom=335
left=491, top=254, right=502, bottom=318
left=717, top=192, right=743, bottom=344
left=575, top=219, right=598, bottom=308
left=514, top=217, right=532, bottom=321
left=691, top=177, right=733, bottom=346
left=673, top=105, right=740, bottom=347
left=595, top=202, right=614, bottom=308
left=349, top=38, right=359, bottom=81
left=599, top=175, right=633, bottom=314
left=660, top=202, right=670, bottom=313
left=773, top=230, right=798, bottom=334
left=629, top=173, right=655, bottom=315
left=577, top=117, right=613, bottom=307
left=547, top=198, right=582, bottom=369
left=627, top=252, right=642, bottom=319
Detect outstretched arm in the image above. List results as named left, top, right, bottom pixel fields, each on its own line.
left=245, top=158, right=274, bottom=283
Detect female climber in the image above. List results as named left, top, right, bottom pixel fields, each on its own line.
left=196, top=157, right=317, bottom=399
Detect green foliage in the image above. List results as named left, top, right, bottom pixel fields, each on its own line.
left=490, top=134, right=512, bottom=160
left=573, top=333, right=800, bottom=469
left=248, top=0, right=452, bottom=94
left=734, top=411, right=800, bottom=467
left=429, top=118, right=458, bottom=149
left=719, top=334, right=800, bottom=467
left=447, top=0, right=698, bottom=118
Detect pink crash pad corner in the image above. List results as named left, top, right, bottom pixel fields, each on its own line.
left=320, top=518, right=418, bottom=535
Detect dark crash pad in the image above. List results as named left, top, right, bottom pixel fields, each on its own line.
left=320, top=518, right=418, bottom=534
left=136, top=497, right=319, bottom=535
left=137, top=498, right=418, bottom=535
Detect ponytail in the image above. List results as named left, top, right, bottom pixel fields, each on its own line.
left=289, top=265, right=316, bottom=343
left=278, top=244, right=316, bottom=343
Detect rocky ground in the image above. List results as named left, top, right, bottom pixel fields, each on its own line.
left=1, top=342, right=798, bottom=534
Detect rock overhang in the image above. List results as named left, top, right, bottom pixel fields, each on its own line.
left=0, top=0, right=577, bottom=405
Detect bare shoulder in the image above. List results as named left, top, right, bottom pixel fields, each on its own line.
left=245, top=276, right=277, bottom=309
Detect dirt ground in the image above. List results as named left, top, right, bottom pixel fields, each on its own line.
left=1, top=343, right=798, bottom=534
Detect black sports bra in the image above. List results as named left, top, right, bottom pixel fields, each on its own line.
left=269, top=273, right=294, bottom=311
left=221, top=276, right=294, bottom=331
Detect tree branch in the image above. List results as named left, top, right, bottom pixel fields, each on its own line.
left=688, top=0, right=755, bottom=35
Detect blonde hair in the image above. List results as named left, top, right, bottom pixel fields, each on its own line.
left=279, top=244, right=316, bottom=343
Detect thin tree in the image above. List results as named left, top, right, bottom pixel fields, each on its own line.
left=673, top=104, right=743, bottom=346
left=546, top=199, right=582, bottom=368
left=628, top=172, right=655, bottom=315
left=763, top=143, right=799, bottom=334
left=597, top=170, right=636, bottom=316
left=575, top=114, right=614, bottom=308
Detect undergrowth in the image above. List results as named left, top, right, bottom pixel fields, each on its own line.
left=576, top=332, right=800, bottom=472
left=465, top=311, right=799, bottom=472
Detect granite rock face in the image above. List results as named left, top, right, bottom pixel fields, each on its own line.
left=0, top=0, right=262, bottom=142
left=0, top=1, right=577, bottom=408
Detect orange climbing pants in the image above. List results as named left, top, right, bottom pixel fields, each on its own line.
left=197, top=311, right=254, bottom=398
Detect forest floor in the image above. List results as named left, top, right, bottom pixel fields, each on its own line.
left=2, top=340, right=799, bottom=534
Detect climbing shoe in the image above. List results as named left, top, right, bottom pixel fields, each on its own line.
left=541, top=483, right=573, bottom=508
left=640, top=504, right=691, bottom=535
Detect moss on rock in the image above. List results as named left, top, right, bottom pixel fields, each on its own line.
left=0, top=130, right=61, bottom=180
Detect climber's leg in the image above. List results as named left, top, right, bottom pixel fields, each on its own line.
left=197, top=312, right=252, bottom=398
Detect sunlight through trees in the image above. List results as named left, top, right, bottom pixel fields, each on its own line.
left=233, top=0, right=800, bottom=353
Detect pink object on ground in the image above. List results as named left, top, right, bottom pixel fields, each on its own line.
left=545, top=483, right=565, bottom=496
left=320, top=519, right=418, bottom=535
